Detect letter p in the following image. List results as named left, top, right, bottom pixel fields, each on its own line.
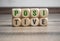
left=14, top=10, right=18, bottom=16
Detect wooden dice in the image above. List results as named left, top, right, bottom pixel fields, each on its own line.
left=31, top=8, right=39, bottom=17
left=22, top=18, right=30, bottom=26
left=39, top=8, right=48, bottom=18
left=31, top=18, right=39, bottom=26
left=22, top=8, right=30, bottom=17
left=12, top=8, right=21, bottom=17
left=12, top=8, right=48, bottom=27
left=12, top=18, right=21, bottom=27
left=40, top=18, right=48, bottom=26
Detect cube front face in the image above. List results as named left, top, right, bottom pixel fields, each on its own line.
left=31, top=18, right=39, bottom=26
left=31, top=9, right=39, bottom=17
left=12, top=18, right=21, bottom=27
left=39, top=8, right=48, bottom=18
left=22, top=18, right=30, bottom=26
left=22, top=9, right=30, bottom=18
left=12, top=9, right=21, bottom=18
left=12, top=8, right=48, bottom=27
left=40, top=18, right=48, bottom=26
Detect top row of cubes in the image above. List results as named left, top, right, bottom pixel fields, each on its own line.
left=12, top=8, right=48, bottom=18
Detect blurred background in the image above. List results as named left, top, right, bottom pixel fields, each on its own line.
left=0, top=0, right=60, bottom=14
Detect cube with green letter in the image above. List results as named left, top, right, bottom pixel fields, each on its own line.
left=39, top=8, right=48, bottom=18
left=31, top=8, right=39, bottom=17
left=22, top=8, right=30, bottom=17
left=12, top=8, right=21, bottom=17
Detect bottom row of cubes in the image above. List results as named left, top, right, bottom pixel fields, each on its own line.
left=12, top=18, right=48, bottom=27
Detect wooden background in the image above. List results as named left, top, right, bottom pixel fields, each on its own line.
left=0, top=7, right=60, bottom=14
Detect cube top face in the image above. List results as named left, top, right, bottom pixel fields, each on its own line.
left=39, top=8, right=48, bottom=18
left=31, top=8, right=39, bottom=18
left=22, top=8, right=30, bottom=18
left=12, top=9, right=21, bottom=18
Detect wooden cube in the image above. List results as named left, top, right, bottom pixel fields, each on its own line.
left=22, top=18, right=30, bottom=26
left=31, top=18, right=39, bottom=26
left=31, top=8, right=39, bottom=17
left=22, top=8, right=30, bottom=18
left=39, top=8, right=48, bottom=18
left=12, top=8, right=21, bottom=18
left=12, top=18, right=21, bottom=27
left=40, top=18, right=48, bottom=26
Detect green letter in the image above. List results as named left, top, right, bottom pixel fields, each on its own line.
left=24, top=10, right=28, bottom=16
left=14, top=10, right=18, bottom=16
left=33, top=10, right=37, bottom=16
left=43, top=10, right=45, bottom=16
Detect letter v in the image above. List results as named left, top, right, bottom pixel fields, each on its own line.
left=33, top=19, right=36, bottom=24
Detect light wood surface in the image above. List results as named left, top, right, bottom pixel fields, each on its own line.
left=0, top=14, right=60, bottom=41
